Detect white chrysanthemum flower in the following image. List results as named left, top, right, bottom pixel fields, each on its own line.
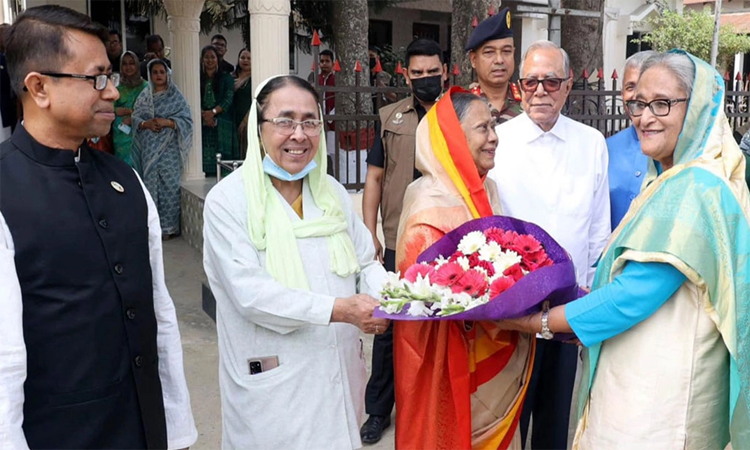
left=478, top=241, right=503, bottom=262
left=493, top=250, right=522, bottom=274
left=406, top=301, right=432, bottom=317
left=456, top=256, right=471, bottom=271
left=457, top=230, right=487, bottom=255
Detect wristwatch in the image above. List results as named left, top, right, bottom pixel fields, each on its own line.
left=540, top=301, right=554, bottom=340
left=212, top=107, right=218, bottom=115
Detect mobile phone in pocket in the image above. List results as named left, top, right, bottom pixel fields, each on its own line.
left=248, top=356, right=279, bottom=375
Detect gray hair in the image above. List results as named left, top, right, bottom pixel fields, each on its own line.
left=624, top=50, right=658, bottom=74
left=519, top=40, right=570, bottom=79
left=451, top=91, right=488, bottom=122
left=639, top=52, right=695, bottom=98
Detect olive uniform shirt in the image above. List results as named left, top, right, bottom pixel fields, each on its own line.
left=471, top=81, right=523, bottom=124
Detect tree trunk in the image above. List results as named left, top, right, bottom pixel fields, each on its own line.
left=561, top=0, right=603, bottom=83
left=450, top=0, right=492, bottom=88
left=332, top=0, right=371, bottom=118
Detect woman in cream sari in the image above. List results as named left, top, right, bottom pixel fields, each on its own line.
left=503, top=51, right=750, bottom=449
left=394, top=88, right=534, bottom=449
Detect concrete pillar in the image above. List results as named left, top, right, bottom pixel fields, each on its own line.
left=163, top=0, right=206, bottom=180
left=248, top=0, right=291, bottom=94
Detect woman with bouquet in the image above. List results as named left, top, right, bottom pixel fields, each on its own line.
left=504, top=51, right=750, bottom=449
left=393, top=88, right=534, bottom=449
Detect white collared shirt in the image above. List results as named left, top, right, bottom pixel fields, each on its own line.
left=490, top=113, right=611, bottom=287
left=0, top=173, right=198, bottom=450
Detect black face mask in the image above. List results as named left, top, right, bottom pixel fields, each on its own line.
left=410, top=75, right=443, bottom=103
left=369, top=57, right=377, bottom=69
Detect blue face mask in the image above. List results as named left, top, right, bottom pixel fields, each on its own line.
left=262, top=154, right=318, bottom=182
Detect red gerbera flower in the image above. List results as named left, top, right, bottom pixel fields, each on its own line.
left=484, top=227, right=506, bottom=244
left=489, top=276, right=516, bottom=298
left=403, top=263, right=437, bottom=283
left=510, top=234, right=543, bottom=256
left=498, top=230, right=520, bottom=248
left=521, top=249, right=553, bottom=271
left=432, top=261, right=465, bottom=287
left=451, top=269, right=489, bottom=296
left=503, top=263, right=525, bottom=282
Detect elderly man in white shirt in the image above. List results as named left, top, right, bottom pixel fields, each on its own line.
left=489, top=40, right=610, bottom=450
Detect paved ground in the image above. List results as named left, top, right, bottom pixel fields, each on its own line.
left=162, top=237, right=395, bottom=449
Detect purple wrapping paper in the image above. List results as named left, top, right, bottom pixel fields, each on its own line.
left=374, top=215, right=583, bottom=322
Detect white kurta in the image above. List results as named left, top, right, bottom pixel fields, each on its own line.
left=490, top=113, right=611, bottom=287
left=203, top=171, right=386, bottom=450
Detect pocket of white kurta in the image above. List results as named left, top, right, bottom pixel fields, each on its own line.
left=238, top=357, right=289, bottom=383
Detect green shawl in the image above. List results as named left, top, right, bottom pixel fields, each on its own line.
left=241, top=75, right=359, bottom=290
left=578, top=51, right=750, bottom=446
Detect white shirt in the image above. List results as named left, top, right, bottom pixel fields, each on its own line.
left=203, top=170, right=386, bottom=449
left=0, top=175, right=198, bottom=450
left=490, top=113, right=611, bottom=287
left=0, top=85, right=10, bottom=142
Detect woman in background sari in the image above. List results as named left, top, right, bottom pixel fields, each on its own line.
left=394, top=88, right=534, bottom=450
left=232, top=48, right=252, bottom=158
left=132, top=59, right=193, bottom=239
left=113, top=51, right=148, bottom=166
left=200, top=45, right=237, bottom=176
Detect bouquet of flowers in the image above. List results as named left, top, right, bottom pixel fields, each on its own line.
left=375, top=216, right=580, bottom=321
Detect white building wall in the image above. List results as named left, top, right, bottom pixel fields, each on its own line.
left=602, top=0, right=682, bottom=89
left=519, top=16, right=549, bottom=58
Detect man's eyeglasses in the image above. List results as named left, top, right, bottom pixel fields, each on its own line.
left=23, top=72, right=120, bottom=92
left=625, top=98, right=688, bottom=117
left=518, top=77, right=569, bottom=93
left=263, top=118, right=323, bottom=136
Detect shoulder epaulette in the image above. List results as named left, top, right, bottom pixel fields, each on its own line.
left=509, top=82, right=522, bottom=102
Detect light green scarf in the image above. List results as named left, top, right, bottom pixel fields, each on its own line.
left=241, top=75, right=359, bottom=291
left=577, top=51, right=750, bottom=446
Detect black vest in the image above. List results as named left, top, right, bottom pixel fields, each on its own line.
left=0, top=127, right=167, bottom=449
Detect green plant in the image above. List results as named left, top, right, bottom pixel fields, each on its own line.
left=633, top=8, right=750, bottom=69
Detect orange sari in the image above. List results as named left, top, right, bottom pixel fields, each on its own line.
left=394, top=88, right=534, bottom=450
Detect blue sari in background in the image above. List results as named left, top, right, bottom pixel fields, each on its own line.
left=131, top=60, right=193, bottom=236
